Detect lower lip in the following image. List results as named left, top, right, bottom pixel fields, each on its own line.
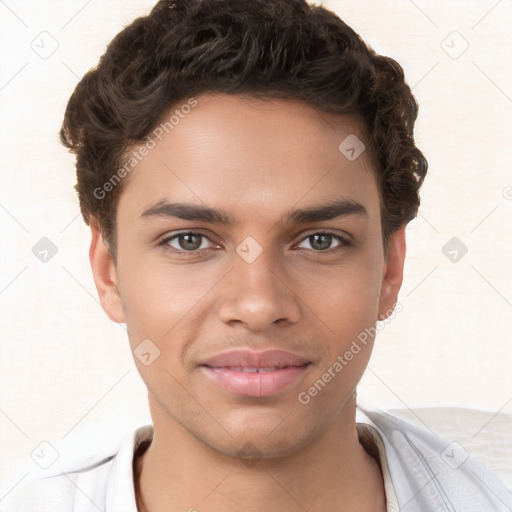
left=202, top=365, right=310, bottom=397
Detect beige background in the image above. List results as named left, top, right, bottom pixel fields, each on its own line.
left=1, top=0, right=511, bottom=499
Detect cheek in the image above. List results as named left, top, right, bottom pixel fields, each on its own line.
left=117, top=258, right=220, bottom=346
left=295, top=257, right=383, bottom=341
left=296, top=265, right=382, bottom=413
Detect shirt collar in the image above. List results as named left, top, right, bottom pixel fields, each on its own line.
left=105, top=425, right=153, bottom=512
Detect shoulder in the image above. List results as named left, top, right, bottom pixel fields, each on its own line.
left=358, top=406, right=512, bottom=511
left=1, top=456, right=115, bottom=512
left=2, top=425, right=153, bottom=512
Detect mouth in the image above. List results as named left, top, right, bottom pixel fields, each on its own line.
left=201, top=350, right=312, bottom=397
left=219, top=367, right=294, bottom=373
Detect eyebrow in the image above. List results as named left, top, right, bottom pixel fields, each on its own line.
left=140, top=198, right=368, bottom=225
left=287, top=199, right=368, bottom=224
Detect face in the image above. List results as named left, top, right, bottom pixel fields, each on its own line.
left=90, top=93, right=405, bottom=459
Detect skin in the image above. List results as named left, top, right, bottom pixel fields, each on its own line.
left=89, top=92, right=406, bottom=511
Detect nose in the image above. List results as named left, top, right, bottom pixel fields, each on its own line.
left=217, top=246, right=302, bottom=332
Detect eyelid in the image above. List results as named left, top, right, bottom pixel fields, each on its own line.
left=295, top=228, right=352, bottom=243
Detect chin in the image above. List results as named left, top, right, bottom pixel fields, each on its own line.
left=204, top=410, right=325, bottom=462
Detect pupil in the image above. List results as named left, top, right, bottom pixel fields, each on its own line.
left=180, top=234, right=201, bottom=250
left=311, top=234, right=331, bottom=251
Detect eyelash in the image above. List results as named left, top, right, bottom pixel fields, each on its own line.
left=157, top=230, right=352, bottom=256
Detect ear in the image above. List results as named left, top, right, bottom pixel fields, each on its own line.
left=89, top=220, right=125, bottom=323
left=378, top=227, right=406, bottom=320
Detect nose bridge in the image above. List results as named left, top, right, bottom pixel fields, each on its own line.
left=217, top=238, right=301, bottom=330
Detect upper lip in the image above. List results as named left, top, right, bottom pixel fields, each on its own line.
left=202, top=349, right=310, bottom=369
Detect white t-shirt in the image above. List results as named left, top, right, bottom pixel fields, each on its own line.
left=2, top=408, right=511, bottom=511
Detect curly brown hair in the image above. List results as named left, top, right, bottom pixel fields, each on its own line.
left=60, top=0, right=427, bottom=259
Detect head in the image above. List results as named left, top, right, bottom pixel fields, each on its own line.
left=61, top=0, right=426, bottom=460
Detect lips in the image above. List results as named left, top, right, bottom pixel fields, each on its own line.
left=201, top=349, right=311, bottom=397
left=203, top=349, right=309, bottom=369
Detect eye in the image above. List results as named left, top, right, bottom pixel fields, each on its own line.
left=160, top=232, right=216, bottom=252
left=296, top=232, right=349, bottom=252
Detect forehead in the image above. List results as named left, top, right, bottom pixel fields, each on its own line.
left=119, top=93, right=379, bottom=220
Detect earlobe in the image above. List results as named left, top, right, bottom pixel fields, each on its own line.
left=89, top=221, right=125, bottom=323
left=378, top=227, right=406, bottom=320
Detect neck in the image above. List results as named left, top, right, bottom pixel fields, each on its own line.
left=134, top=398, right=386, bottom=512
